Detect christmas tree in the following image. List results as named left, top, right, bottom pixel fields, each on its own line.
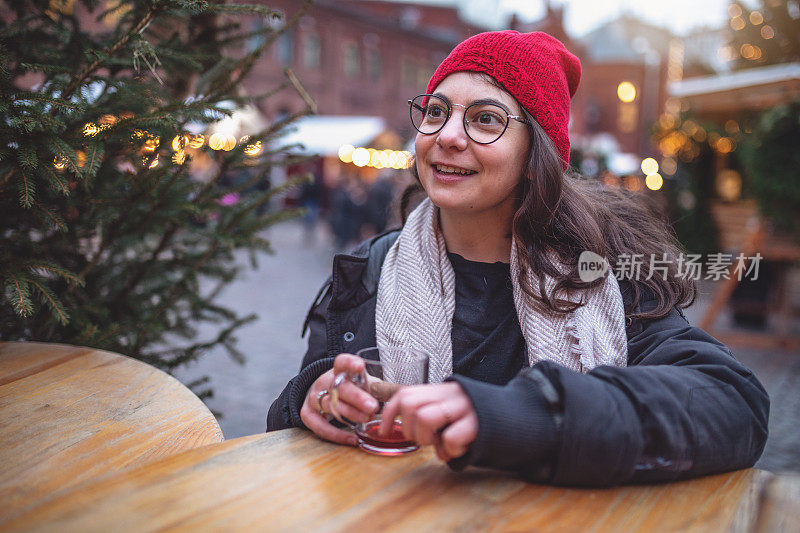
left=0, top=0, right=314, bottom=398
left=726, top=0, right=800, bottom=237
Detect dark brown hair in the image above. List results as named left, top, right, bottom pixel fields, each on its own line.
left=401, top=77, right=696, bottom=320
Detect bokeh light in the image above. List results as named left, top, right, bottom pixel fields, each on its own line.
left=617, top=81, right=636, bottom=103
left=645, top=173, right=663, bottom=191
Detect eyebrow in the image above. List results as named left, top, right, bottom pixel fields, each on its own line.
left=431, top=93, right=512, bottom=113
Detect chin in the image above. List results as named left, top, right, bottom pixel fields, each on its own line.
left=425, top=190, right=476, bottom=213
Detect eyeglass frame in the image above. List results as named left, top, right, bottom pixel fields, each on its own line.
left=408, top=94, right=530, bottom=145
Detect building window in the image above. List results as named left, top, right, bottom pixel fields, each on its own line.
left=277, top=29, right=294, bottom=65
left=303, top=33, right=321, bottom=69
left=366, top=48, right=381, bottom=80
left=343, top=42, right=360, bottom=78
left=248, top=20, right=267, bottom=53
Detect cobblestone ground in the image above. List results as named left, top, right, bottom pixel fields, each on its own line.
left=173, top=221, right=800, bottom=475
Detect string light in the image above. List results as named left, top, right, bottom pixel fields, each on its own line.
left=53, top=157, right=66, bottom=170
left=209, top=133, right=225, bottom=150
left=749, top=11, right=763, bottom=25
left=172, top=150, right=186, bottom=164
left=244, top=141, right=262, bottom=157
left=645, top=173, right=663, bottom=191
left=142, top=136, right=160, bottom=153
left=189, top=134, right=205, bottom=148
left=641, top=157, right=659, bottom=175
left=338, top=144, right=355, bottom=163
left=339, top=146, right=413, bottom=169
left=83, top=123, right=99, bottom=137
left=352, top=147, right=370, bottom=167
left=171, top=134, right=189, bottom=151
left=223, top=134, right=236, bottom=151
left=761, top=25, right=775, bottom=39
left=730, top=16, right=746, bottom=31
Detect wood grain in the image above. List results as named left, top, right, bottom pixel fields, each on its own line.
left=4, top=428, right=768, bottom=533
left=0, top=342, right=223, bottom=525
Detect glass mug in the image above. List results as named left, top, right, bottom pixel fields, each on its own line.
left=329, top=347, right=429, bottom=456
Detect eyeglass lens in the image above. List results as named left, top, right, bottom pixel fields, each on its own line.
left=410, top=95, right=509, bottom=144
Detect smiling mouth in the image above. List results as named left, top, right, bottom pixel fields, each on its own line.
left=433, top=164, right=477, bottom=176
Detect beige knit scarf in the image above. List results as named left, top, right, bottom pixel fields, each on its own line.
left=376, top=199, right=628, bottom=384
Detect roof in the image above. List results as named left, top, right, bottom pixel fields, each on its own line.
left=276, top=115, right=387, bottom=156
left=578, top=15, right=673, bottom=63
left=669, top=62, right=800, bottom=97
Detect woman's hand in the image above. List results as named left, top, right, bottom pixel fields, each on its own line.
left=300, top=354, right=379, bottom=446
left=379, top=382, right=478, bottom=461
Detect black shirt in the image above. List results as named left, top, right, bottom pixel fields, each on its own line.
left=448, top=252, right=526, bottom=385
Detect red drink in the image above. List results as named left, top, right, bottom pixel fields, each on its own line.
left=356, top=419, right=419, bottom=456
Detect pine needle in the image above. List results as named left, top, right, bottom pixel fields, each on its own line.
left=5, top=274, right=34, bottom=317
left=28, top=277, right=69, bottom=325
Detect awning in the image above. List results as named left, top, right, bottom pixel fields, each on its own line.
left=668, top=62, right=800, bottom=113
left=277, top=115, right=387, bottom=157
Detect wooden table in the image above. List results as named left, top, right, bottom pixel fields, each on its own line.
left=0, top=342, right=223, bottom=524
left=2, top=429, right=775, bottom=532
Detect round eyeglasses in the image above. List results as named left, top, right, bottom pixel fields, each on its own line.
left=408, top=94, right=529, bottom=145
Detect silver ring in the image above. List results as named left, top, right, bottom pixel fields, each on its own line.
left=316, top=389, right=330, bottom=416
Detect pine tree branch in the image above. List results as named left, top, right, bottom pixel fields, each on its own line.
left=113, top=225, right=178, bottom=305
left=60, top=6, right=161, bottom=100
left=284, top=67, right=316, bottom=113
left=28, top=278, right=69, bottom=325
left=77, top=163, right=189, bottom=279
left=134, top=239, right=222, bottom=354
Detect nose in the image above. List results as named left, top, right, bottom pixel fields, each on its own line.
left=435, top=106, right=469, bottom=151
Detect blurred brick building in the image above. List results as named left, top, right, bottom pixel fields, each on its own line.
left=248, top=0, right=484, bottom=140
left=255, top=0, right=681, bottom=161
left=512, top=5, right=677, bottom=158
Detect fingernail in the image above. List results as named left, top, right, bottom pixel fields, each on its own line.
left=367, top=399, right=378, bottom=411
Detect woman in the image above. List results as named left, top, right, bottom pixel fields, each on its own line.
left=267, top=31, right=769, bottom=487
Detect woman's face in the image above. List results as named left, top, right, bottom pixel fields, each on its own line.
left=414, top=72, right=530, bottom=220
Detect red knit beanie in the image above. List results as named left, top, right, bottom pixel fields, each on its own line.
left=426, top=30, right=581, bottom=169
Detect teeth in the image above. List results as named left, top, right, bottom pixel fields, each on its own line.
left=434, top=164, right=475, bottom=175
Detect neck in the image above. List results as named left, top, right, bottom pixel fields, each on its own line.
left=438, top=207, right=514, bottom=263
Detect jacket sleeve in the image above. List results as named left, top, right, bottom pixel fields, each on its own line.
left=448, top=302, right=770, bottom=487
left=266, top=279, right=335, bottom=431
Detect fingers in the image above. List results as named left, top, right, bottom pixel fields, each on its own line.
left=435, top=414, right=479, bottom=461
left=333, top=353, right=365, bottom=375
left=300, top=400, right=357, bottom=446
left=380, top=383, right=478, bottom=455
left=301, top=369, right=360, bottom=446
left=413, top=398, right=466, bottom=446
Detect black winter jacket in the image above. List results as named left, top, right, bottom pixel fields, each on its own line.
left=267, top=230, right=770, bottom=487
